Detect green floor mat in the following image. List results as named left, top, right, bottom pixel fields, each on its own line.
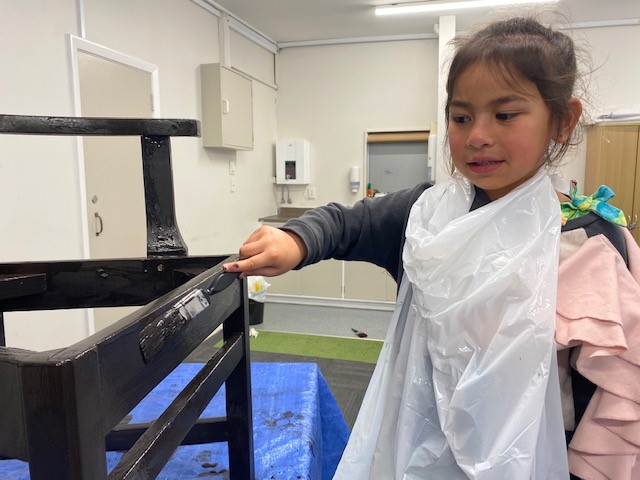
left=249, top=330, right=383, bottom=364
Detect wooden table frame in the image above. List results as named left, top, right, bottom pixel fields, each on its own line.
left=0, top=115, right=255, bottom=479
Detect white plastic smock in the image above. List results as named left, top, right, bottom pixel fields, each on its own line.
left=333, top=170, right=569, bottom=479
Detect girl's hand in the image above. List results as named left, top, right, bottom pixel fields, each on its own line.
left=222, top=226, right=307, bottom=277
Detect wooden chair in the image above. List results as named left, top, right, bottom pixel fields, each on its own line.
left=0, top=115, right=254, bottom=479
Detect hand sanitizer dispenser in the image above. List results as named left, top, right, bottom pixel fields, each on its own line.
left=276, top=140, right=310, bottom=184
left=349, top=166, right=360, bottom=193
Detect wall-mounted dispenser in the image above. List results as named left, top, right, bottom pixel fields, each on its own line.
left=276, top=139, right=310, bottom=184
left=349, top=166, right=360, bottom=193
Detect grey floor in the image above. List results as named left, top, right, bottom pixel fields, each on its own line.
left=255, top=302, right=393, bottom=340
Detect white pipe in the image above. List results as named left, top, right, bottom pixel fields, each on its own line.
left=191, top=0, right=278, bottom=53
left=595, top=116, right=640, bottom=124
left=191, top=0, right=221, bottom=17
left=75, top=0, right=85, bottom=38
left=279, top=18, right=638, bottom=50
left=565, top=18, right=640, bottom=30
left=228, top=17, right=279, bottom=54
left=279, top=33, right=438, bottom=49
left=376, top=0, right=558, bottom=16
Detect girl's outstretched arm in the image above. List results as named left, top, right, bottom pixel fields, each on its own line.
left=222, top=225, right=307, bottom=277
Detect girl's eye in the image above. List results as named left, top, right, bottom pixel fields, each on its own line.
left=452, top=115, right=470, bottom=124
left=496, top=112, right=518, bottom=121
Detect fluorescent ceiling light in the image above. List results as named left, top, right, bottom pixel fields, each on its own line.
left=376, top=0, right=559, bottom=16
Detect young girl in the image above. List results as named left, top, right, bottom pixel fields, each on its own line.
left=223, top=17, right=639, bottom=479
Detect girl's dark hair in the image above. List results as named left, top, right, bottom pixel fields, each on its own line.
left=445, top=17, right=581, bottom=165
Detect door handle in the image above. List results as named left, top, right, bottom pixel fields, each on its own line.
left=95, top=212, right=104, bottom=236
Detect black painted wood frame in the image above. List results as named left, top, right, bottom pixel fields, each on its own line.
left=0, top=115, right=255, bottom=479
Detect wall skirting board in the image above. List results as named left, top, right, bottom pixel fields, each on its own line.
left=266, top=294, right=395, bottom=311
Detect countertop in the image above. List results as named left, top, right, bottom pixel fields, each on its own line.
left=259, top=207, right=311, bottom=224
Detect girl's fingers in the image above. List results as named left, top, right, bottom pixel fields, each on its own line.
left=223, top=253, right=265, bottom=273
left=241, top=227, right=268, bottom=245
left=222, top=226, right=300, bottom=276
left=238, top=238, right=268, bottom=260
left=237, top=227, right=278, bottom=259
left=223, top=251, right=290, bottom=277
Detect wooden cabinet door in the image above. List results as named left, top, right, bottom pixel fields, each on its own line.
left=585, top=124, right=640, bottom=245
left=584, top=125, right=638, bottom=216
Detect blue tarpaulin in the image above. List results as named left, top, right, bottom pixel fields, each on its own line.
left=0, top=362, right=350, bottom=479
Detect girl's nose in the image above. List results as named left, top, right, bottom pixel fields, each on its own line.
left=466, top=120, right=493, bottom=149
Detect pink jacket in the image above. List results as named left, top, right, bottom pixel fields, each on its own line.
left=556, top=229, right=640, bottom=480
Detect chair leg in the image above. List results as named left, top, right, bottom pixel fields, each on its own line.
left=223, top=295, right=255, bottom=479
left=0, top=313, right=5, bottom=347
left=22, top=349, right=107, bottom=479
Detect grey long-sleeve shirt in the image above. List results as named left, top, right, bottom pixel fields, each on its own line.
left=280, top=183, right=493, bottom=284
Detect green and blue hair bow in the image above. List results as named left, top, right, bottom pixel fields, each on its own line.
left=560, top=180, right=627, bottom=227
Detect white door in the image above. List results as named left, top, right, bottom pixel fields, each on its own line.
left=78, top=51, right=153, bottom=331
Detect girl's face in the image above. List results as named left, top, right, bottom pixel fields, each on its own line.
left=447, top=63, right=553, bottom=201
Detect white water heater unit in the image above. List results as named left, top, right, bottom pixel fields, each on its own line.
left=276, top=139, right=310, bottom=184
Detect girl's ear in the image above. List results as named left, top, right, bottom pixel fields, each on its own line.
left=555, top=98, right=583, bottom=143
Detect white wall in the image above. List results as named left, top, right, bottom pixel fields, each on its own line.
left=276, top=40, right=439, bottom=207
left=0, top=0, right=89, bottom=351
left=0, top=0, right=277, bottom=350
left=580, top=25, right=640, bottom=116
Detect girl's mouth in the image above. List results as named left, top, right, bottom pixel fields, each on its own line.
left=467, top=159, right=504, bottom=174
